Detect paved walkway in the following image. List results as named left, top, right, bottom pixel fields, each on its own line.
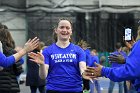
left=20, top=77, right=119, bottom=93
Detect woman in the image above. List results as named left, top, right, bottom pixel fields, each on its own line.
left=26, top=42, right=46, bottom=93
left=28, top=18, right=89, bottom=93
left=0, top=23, right=39, bottom=67
left=0, top=28, right=24, bottom=93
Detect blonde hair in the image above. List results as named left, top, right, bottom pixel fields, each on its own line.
left=77, top=40, right=88, bottom=48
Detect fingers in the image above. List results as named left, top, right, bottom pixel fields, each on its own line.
left=28, top=52, right=44, bottom=64
left=37, top=52, right=43, bottom=56
left=30, top=37, right=39, bottom=48
left=94, top=62, right=100, bottom=67
left=109, top=53, right=118, bottom=57
left=108, top=57, right=118, bottom=61
left=29, top=59, right=38, bottom=63
left=28, top=52, right=38, bottom=58
left=26, top=39, right=31, bottom=43
left=108, top=54, right=119, bottom=62
left=26, top=37, right=39, bottom=47
left=85, top=67, right=97, bottom=76
left=24, top=37, right=40, bottom=52
left=30, top=37, right=38, bottom=43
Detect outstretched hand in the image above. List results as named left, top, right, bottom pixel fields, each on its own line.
left=23, top=37, right=39, bottom=53
left=28, top=52, right=44, bottom=65
left=108, top=53, right=125, bottom=64
left=83, top=62, right=103, bottom=80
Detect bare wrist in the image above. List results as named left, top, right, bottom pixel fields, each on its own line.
left=18, top=49, right=27, bottom=56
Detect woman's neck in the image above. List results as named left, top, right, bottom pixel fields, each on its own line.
left=56, top=40, right=70, bottom=48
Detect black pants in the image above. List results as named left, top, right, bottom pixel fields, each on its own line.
left=30, top=85, right=46, bottom=93
left=46, top=90, right=83, bottom=93
left=83, top=79, right=89, bottom=90
left=124, top=81, right=128, bottom=93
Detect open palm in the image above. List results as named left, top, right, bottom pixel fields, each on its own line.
left=28, top=52, right=44, bottom=64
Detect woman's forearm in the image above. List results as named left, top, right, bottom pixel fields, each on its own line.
left=13, top=49, right=27, bottom=62
left=79, top=61, right=86, bottom=75
left=39, top=64, right=49, bottom=80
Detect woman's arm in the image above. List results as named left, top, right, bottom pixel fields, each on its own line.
left=39, top=64, right=49, bottom=79
left=79, top=61, right=86, bottom=75
left=0, top=37, right=39, bottom=67
left=28, top=51, right=49, bottom=79
left=13, top=37, right=39, bottom=62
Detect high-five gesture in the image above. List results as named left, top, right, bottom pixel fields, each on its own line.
left=13, top=37, right=39, bottom=62
left=84, top=62, right=103, bottom=78
left=23, top=37, right=39, bottom=53
left=28, top=52, right=44, bottom=65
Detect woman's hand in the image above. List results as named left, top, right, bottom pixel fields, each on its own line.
left=28, top=52, right=44, bottom=65
left=23, top=37, right=39, bottom=53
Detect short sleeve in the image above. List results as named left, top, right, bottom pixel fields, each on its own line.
left=42, top=48, right=50, bottom=65
left=76, top=46, right=86, bottom=62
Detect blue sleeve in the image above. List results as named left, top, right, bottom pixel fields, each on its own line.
left=0, top=52, right=15, bottom=67
left=76, top=46, right=86, bottom=63
left=19, top=58, right=24, bottom=64
left=101, top=40, right=140, bottom=82
left=42, top=48, right=49, bottom=65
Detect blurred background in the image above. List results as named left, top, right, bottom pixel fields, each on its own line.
left=0, top=0, right=140, bottom=92
left=1, top=0, right=140, bottom=67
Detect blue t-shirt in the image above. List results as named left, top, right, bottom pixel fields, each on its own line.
left=84, top=49, right=91, bottom=66
left=88, top=55, right=99, bottom=67
left=42, top=43, right=86, bottom=92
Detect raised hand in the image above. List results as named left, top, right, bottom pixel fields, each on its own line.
left=108, top=53, right=125, bottom=64
left=125, top=36, right=135, bottom=49
left=28, top=52, right=44, bottom=65
left=23, top=37, right=39, bottom=53
left=92, top=62, right=103, bottom=77
left=13, top=37, right=39, bottom=62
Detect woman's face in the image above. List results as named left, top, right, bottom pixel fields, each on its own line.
left=55, top=20, right=72, bottom=41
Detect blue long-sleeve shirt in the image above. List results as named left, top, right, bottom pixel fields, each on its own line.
left=0, top=52, right=15, bottom=67
left=101, top=40, right=140, bottom=92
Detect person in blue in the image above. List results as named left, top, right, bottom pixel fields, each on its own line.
left=78, top=40, right=91, bottom=92
left=0, top=36, right=39, bottom=67
left=84, top=26, right=140, bottom=92
left=28, top=18, right=88, bottom=93
left=0, top=23, right=39, bottom=67
left=108, top=42, right=127, bottom=93
left=0, top=26, right=25, bottom=93
left=88, top=49, right=101, bottom=93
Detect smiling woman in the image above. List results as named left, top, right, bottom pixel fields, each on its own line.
left=28, top=18, right=90, bottom=93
